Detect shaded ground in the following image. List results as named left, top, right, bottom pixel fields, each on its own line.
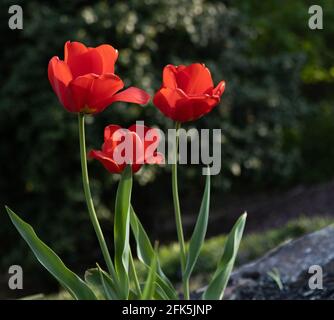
left=151, top=179, right=334, bottom=240
left=227, top=273, right=334, bottom=300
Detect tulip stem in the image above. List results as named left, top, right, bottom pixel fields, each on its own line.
left=172, top=121, right=190, bottom=300
left=78, top=114, right=117, bottom=281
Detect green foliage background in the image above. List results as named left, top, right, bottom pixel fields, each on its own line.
left=0, top=0, right=334, bottom=296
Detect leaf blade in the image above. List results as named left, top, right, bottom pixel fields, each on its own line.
left=184, top=173, right=210, bottom=280
left=97, top=265, right=120, bottom=300
left=114, top=165, right=132, bottom=298
left=141, top=246, right=158, bottom=300
left=85, top=267, right=121, bottom=300
left=6, top=206, right=97, bottom=300
left=203, top=212, right=247, bottom=300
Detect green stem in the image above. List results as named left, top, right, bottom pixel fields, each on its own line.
left=172, top=121, right=190, bottom=300
left=78, top=113, right=117, bottom=281
left=129, top=249, right=142, bottom=297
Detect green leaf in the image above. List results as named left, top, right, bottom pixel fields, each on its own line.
left=154, top=283, right=170, bottom=300
left=130, top=206, right=178, bottom=300
left=267, top=268, right=283, bottom=291
left=129, top=249, right=142, bottom=297
left=184, top=173, right=210, bottom=280
left=141, top=245, right=158, bottom=300
left=85, top=268, right=105, bottom=299
left=114, top=165, right=132, bottom=298
left=203, top=212, right=247, bottom=300
left=85, top=268, right=101, bottom=288
left=128, top=289, right=139, bottom=300
left=85, top=267, right=121, bottom=300
left=6, top=206, right=97, bottom=300
left=97, top=265, right=120, bottom=300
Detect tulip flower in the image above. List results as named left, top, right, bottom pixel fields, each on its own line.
left=153, top=63, right=225, bottom=122
left=153, top=62, right=225, bottom=298
left=89, top=124, right=163, bottom=174
left=48, top=41, right=150, bottom=114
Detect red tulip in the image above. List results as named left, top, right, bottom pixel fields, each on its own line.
left=89, top=124, right=163, bottom=174
left=153, top=63, right=225, bottom=122
left=48, top=41, right=150, bottom=114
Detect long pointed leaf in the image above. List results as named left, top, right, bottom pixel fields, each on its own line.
left=114, top=165, right=132, bottom=298
left=141, top=247, right=158, bottom=300
left=6, top=206, right=97, bottom=300
left=97, top=265, right=120, bottom=300
left=154, top=283, right=170, bottom=300
left=184, top=173, right=210, bottom=280
left=130, top=206, right=178, bottom=299
left=85, top=267, right=121, bottom=300
left=203, top=212, right=247, bottom=300
left=85, top=268, right=105, bottom=299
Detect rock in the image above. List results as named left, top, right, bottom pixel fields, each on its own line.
left=225, top=225, right=334, bottom=299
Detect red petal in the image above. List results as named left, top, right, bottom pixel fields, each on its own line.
left=213, top=80, right=226, bottom=97
left=91, top=125, right=152, bottom=174
left=109, top=130, right=144, bottom=172
left=162, top=64, right=178, bottom=88
left=109, top=87, right=150, bottom=105
left=88, top=150, right=122, bottom=174
left=104, top=124, right=122, bottom=140
left=128, top=131, right=145, bottom=172
left=95, top=44, right=118, bottom=74
left=153, top=87, right=186, bottom=120
left=128, top=124, right=151, bottom=142
left=68, top=73, right=124, bottom=113
left=101, top=126, right=145, bottom=172
left=87, top=74, right=124, bottom=111
left=128, top=125, right=162, bottom=163
left=174, top=95, right=220, bottom=122
left=175, top=63, right=214, bottom=95
left=102, top=126, right=127, bottom=155
left=64, top=41, right=88, bottom=64
left=68, top=74, right=95, bottom=112
left=48, top=56, right=75, bottom=111
left=65, top=41, right=120, bottom=77
left=67, top=49, right=103, bottom=78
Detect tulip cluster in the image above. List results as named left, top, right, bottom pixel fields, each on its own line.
left=5, top=41, right=246, bottom=300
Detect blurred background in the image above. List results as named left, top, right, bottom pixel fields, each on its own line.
left=1, top=0, right=334, bottom=298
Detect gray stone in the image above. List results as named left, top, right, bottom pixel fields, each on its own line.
left=224, top=225, right=334, bottom=299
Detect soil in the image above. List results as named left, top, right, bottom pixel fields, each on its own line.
left=149, top=179, right=334, bottom=240
left=228, top=272, right=334, bottom=300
